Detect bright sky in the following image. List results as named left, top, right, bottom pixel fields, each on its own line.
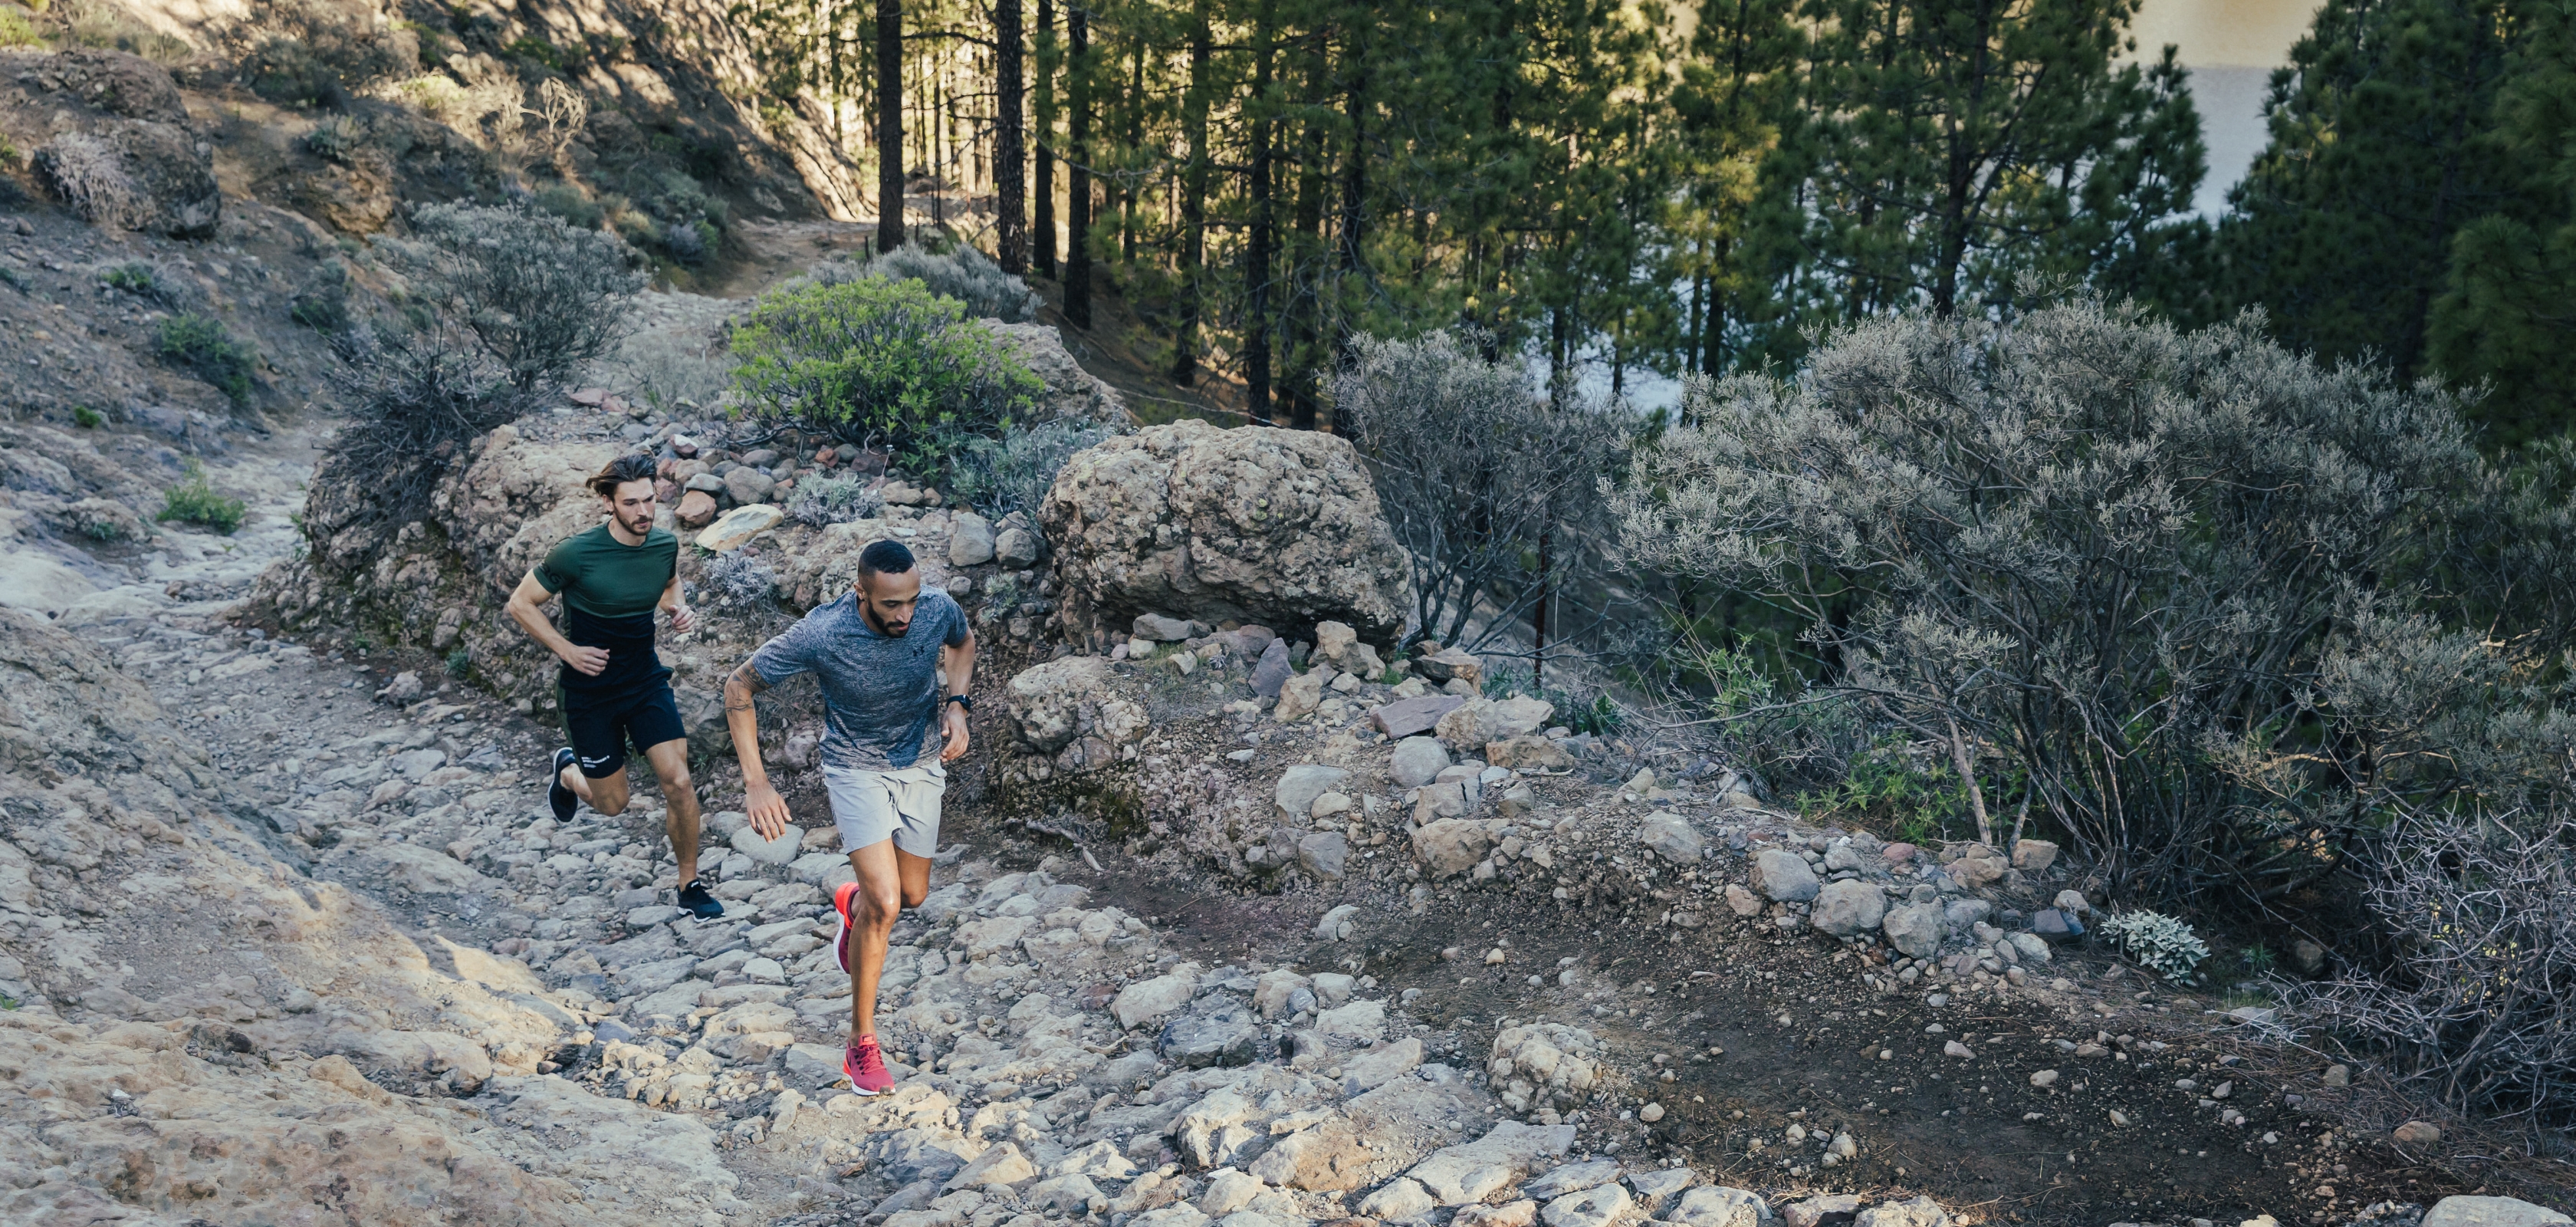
left=2131, top=0, right=2325, bottom=67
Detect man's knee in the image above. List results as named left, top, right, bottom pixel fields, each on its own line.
left=857, top=886, right=905, bottom=926
left=657, top=766, right=695, bottom=804
left=901, top=883, right=929, bottom=910
left=588, top=779, right=630, bottom=814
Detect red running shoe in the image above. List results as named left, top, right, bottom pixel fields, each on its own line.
left=832, top=880, right=861, bottom=975
left=845, top=1035, right=894, bottom=1095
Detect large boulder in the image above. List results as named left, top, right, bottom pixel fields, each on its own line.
left=34, top=120, right=221, bottom=238
left=1001, top=656, right=1150, bottom=783
left=990, top=322, right=1128, bottom=422
left=1040, top=419, right=1414, bottom=643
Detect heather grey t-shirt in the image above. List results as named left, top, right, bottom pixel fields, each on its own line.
left=748, top=587, right=970, bottom=770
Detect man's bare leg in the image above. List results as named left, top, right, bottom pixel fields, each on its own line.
left=563, top=765, right=631, bottom=815
left=639, top=739, right=703, bottom=885
left=847, top=838, right=934, bottom=1042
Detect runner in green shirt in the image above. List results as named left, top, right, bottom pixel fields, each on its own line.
left=504, top=452, right=721, bottom=919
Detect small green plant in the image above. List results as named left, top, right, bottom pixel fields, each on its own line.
left=1796, top=735, right=1971, bottom=846
left=445, top=649, right=472, bottom=677
left=353, top=634, right=374, bottom=653
left=101, top=259, right=187, bottom=307
left=72, top=404, right=103, bottom=428
left=158, top=460, right=246, bottom=533
left=0, top=9, right=48, bottom=48
left=2239, top=943, right=2277, bottom=975
left=2096, top=910, right=2212, bottom=983
left=303, top=113, right=369, bottom=163
left=155, top=313, right=258, bottom=403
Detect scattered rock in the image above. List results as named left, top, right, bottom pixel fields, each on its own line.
left=696, top=504, right=784, bottom=551
left=1638, top=813, right=1704, bottom=864
left=1413, top=819, right=1494, bottom=879
left=2393, top=1120, right=2443, bottom=1147
left=1668, top=1186, right=1773, bottom=1227
left=2420, top=1196, right=2574, bottom=1227
left=1810, top=879, right=1887, bottom=938
left=1751, top=849, right=1821, bottom=902
left=950, top=512, right=997, bottom=565
left=1276, top=764, right=1355, bottom=821
left=1390, top=736, right=1453, bottom=787
left=1882, top=903, right=1947, bottom=958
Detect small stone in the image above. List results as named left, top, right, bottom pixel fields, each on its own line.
left=2029, top=909, right=2084, bottom=941
left=2392, top=1120, right=2443, bottom=1147
left=994, top=527, right=1041, bottom=567
left=1882, top=903, right=1947, bottom=958
left=1390, top=736, right=1452, bottom=788
left=1638, top=1102, right=1665, bottom=1123
left=949, top=512, right=997, bottom=565
left=1251, top=638, right=1294, bottom=699
left=731, top=824, right=802, bottom=866
left=1133, top=613, right=1196, bottom=642
left=675, top=489, right=719, bottom=528
left=1811, top=879, right=1887, bottom=938
left=1276, top=764, right=1355, bottom=821
left=1299, top=831, right=1350, bottom=880
left=1752, top=849, right=1821, bottom=902
left=1944, top=1040, right=1975, bottom=1059
left=1667, top=1187, right=1772, bottom=1227
left=1541, top=1183, right=1632, bottom=1227
left=1361, top=1178, right=1439, bottom=1223
left=1275, top=671, right=1326, bottom=722
left=945, top=1142, right=1038, bottom=1189
left=2322, top=1064, right=2350, bottom=1087
left=1374, top=694, right=1468, bottom=739
left=626, top=905, right=684, bottom=928
left=1635, top=812, right=1704, bottom=864
left=2029, top=1069, right=2058, bottom=1088
left=2009, top=839, right=2059, bottom=872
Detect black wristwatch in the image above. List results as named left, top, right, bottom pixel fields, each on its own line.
left=945, top=694, right=974, bottom=711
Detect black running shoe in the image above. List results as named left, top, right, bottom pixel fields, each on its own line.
left=547, top=747, right=579, bottom=824
left=677, top=878, right=724, bottom=919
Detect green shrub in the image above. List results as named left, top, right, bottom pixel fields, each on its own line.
left=155, top=314, right=257, bottom=403
left=233, top=0, right=416, bottom=107
left=71, top=405, right=102, bottom=429
left=159, top=460, right=246, bottom=533
left=302, top=113, right=369, bottom=163
left=2095, top=910, right=2211, bottom=983
left=948, top=417, right=1122, bottom=521
left=534, top=184, right=604, bottom=231
left=0, top=10, right=44, bottom=48
left=445, top=649, right=472, bottom=677
left=729, top=276, right=1043, bottom=472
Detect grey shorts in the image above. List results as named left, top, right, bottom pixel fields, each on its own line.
left=821, top=762, right=946, bottom=857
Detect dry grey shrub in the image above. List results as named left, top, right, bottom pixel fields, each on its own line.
left=306, top=202, right=642, bottom=562
left=33, top=134, right=144, bottom=231
left=1336, top=331, right=1633, bottom=655
left=807, top=241, right=1042, bottom=322
left=1614, top=299, right=2496, bottom=906
left=700, top=549, right=779, bottom=609
left=786, top=475, right=883, bottom=528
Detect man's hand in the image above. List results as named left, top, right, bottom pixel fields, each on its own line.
left=745, top=781, right=791, bottom=839
left=669, top=604, right=698, bottom=634
left=560, top=644, right=611, bottom=676
left=940, top=702, right=971, bottom=762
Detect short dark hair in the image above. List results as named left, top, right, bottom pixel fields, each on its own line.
left=589, top=452, right=659, bottom=498
left=855, top=539, right=916, bottom=579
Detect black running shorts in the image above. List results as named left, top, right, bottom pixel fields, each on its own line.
left=561, top=684, right=687, bottom=778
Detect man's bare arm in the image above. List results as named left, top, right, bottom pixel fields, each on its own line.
left=725, top=661, right=790, bottom=837
left=938, top=627, right=978, bottom=762
left=505, top=572, right=609, bottom=676
left=660, top=574, right=698, bottom=634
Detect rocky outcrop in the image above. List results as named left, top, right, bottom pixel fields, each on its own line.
left=1000, top=656, right=1150, bottom=784
left=1041, top=419, right=1414, bottom=644
left=991, top=322, right=1129, bottom=423
left=13, top=51, right=219, bottom=238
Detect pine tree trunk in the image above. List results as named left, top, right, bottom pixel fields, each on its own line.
left=1065, top=3, right=1092, bottom=329
left=1033, top=0, right=1056, bottom=277
left=875, top=0, right=905, bottom=252
left=1243, top=0, right=1277, bottom=423
left=1333, top=21, right=1368, bottom=370
left=1286, top=121, right=1326, bottom=431
left=994, top=0, right=1026, bottom=275
left=1172, top=0, right=1212, bottom=387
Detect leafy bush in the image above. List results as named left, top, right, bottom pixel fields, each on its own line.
left=159, top=460, right=245, bottom=533
left=1796, top=736, right=1974, bottom=847
left=155, top=314, right=258, bottom=404
left=1615, top=299, right=2498, bottom=906
left=2095, top=910, right=2211, bottom=983
left=533, top=183, right=604, bottom=231
left=947, top=417, right=1122, bottom=522
left=288, top=268, right=351, bottom=334
left=823, top=241, right=1042, bottom=323
left=786, top=475, right=884, bottom=528
left=393, top=202, right=645, bottom=393
left=0, top=10, right=44, bottom=48
left=1336, top=331, right=1633, bottom=655
left=729, top=276, right=1043, bottom=470
left=445, top=649, right=472, bottom=677
left=71, top=405, right=103, bottom=429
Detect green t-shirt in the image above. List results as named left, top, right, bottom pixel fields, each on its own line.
left=533, top=523, right=678, bottom=694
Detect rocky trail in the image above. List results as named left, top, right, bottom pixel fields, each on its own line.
left=3, top=401, right=2561, bottom=1227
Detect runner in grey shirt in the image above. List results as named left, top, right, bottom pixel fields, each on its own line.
left=721, top=539, right=977, bottom=1094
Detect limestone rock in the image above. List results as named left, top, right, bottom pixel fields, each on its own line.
left=1413, top=819, right=1493, bottom=879
left=1751, top=849, right=1821, bottom=902
left=731, top=824, right=802, bottom=866
left=987, top=321, right=1128, bottom=421
left=1276, top=764, right=1355, bottom=821
left=1883, top=903, right=1946, bottom=957
left=1667, top=1186, right=1773, bottom=1227
left=696, top=503, right=785, bottom=551
left=1248, top=1120, right=1375, bottom=1190
left=1638, top=812, right=1704, bottom=864
left=1541, top=1183, right=1631, bottom=1227
left=2009, top=839, right=2059, bottom=873
left=1390, top=736, right=1452, bottom=787
left=1404, top=1120, right=1577, bottom=1205
left=1486, top=736, right=1573, bottom=771
left=1373, top=694, right=1466, bottom=739
left=1361, top=1177, right=1440, bottom=1222
left=1002, top=656, right=1149, bottom=781
left=950, top=512, right=997, bottom=565
left=1275, top=671, right=1326, bottom=722
left=1811, top=880, right=1887, bottom=938
left=1111, top=968, right=1201, bottom=1031
left=1434, top=696, right=1553, bottom=750
left=1298, top=831, right=1349, bottom=880
left=1041, top=419, right=1414, bottom=642
left=2420, top=1196, right=2573, bottom=1227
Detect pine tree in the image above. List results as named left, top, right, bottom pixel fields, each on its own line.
left=2428, top=2, right=2576, bottom=446
left=2216, top=0, right=2520, bottom=384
